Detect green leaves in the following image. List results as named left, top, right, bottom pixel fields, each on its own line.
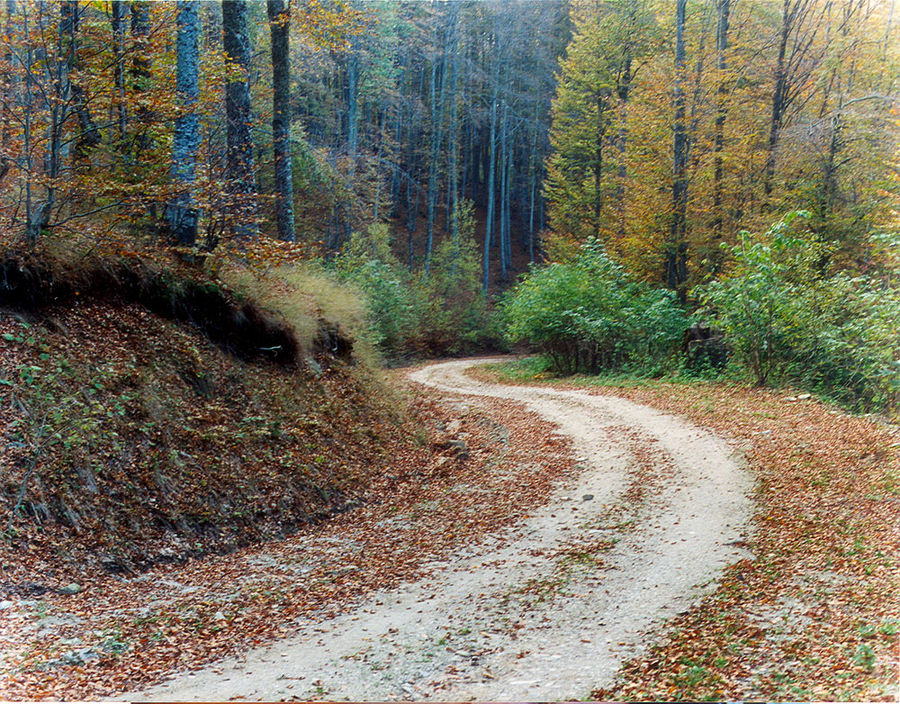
left=694, top=213, right=900, bottom=410
left=503, top=239, right=686, bottom=374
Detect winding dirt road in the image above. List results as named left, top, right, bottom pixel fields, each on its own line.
left=133, top=358, right=752, bottom=702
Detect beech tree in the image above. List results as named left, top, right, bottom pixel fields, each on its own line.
left=222, top=0, right=257, bottom=239
left=267, top=0, right=294, bottom=242
left=168, top=1, right=200, bottom=245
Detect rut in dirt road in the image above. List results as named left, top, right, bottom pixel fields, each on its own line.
left=132, top=358, right=753, bottom=702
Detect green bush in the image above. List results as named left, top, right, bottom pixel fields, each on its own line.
left=503, top=239, right=687, bottom=374
left=694, top=212, right=900, bottom=410
left=418, top=201, right=502, bottom=354
left=335, top=224, right=419, bottom=358
left=336, top=205, right=500, bottom=361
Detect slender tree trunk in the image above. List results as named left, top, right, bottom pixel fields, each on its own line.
left=593, top=94, right=606, bottom=238
left=168, top=1, right=200, bottom=245
left=448, top=25, right=460, bottom=265
left=373, top=111, right=385, bottom=221
left=26, top=1, right=67, bottom=241
left=425, top=26, right=447, bottom=275
left=0, top=0, right=16, bottom=184
left=267, top=0, right=294, bottom=241
left=711, top=0, right=730, bottom=242
left=499, top=100, right=512, bottom=280
left=130, top=1, right=152, bottom=160
left=483, top=81, right=498, bottom=293
left=60, top=1, right=98, bottom=161
left=406, top=170, right=417, bottom=269
left=764, top=0, right=790, bottom=198
left=528, top=99, right=539, bottom=263
left=222, top=0, right=257, bottom=239
left=665, top=0, right=689, bottom=298
left=345, top=45, right=359, bottom=164
left=615, top=55, right=632, bottom=240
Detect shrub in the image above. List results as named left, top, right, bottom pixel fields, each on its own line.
left=418, top=201, right=501, bottom=354
left=503, top=239, right=687, bottom=374
left=218, top=259, right=367, bottom=360
left=335, top=223, right=419, bottom=359
left=694, top=212, right=900, bottom=410
left=336, top=208, right=500, bottom=361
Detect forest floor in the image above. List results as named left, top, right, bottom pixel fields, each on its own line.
left=127, top=357, right=752, bottom=702
left=1, top=357, right=897, bottom=701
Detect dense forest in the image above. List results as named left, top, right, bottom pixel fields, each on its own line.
left=0, top=3, right=898, bottom=699
left=0, top=0, right=897, bottom=387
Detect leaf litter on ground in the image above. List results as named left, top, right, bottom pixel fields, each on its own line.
left=472, top=362, right=899, bottom=702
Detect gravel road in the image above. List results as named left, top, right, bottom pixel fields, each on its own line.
left=132, top=358, right=753, bottom=702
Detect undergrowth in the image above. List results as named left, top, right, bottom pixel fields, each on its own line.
left=0, top=239, right=409, bottom=578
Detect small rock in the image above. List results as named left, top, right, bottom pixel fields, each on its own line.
left=59, top=583, right=82, bottom=595
left=446, top=419, right=462, bottom=434
left=61, top=648, right=100, bottom=666
left=582, top=494, right=594, bottom=502
left=785, top=396, right=798, bottom=402
left=447, top=439, right=470, bottom=460
left=213, top=611, right=227, bottom=621
left=305, top=357, right=323, bottom=378
left=0, top=600, right=14, bottom=611
left=797, top=393, right=811, bottom=400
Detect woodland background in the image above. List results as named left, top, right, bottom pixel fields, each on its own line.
left=0, top=0, right=897, bottom=394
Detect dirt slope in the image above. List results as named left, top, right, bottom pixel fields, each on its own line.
left=131, top=357, right=752, bottom=702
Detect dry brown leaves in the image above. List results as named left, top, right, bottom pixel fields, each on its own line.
left=472, top=371, right=899, bottom=702
left=0, top=355, right=577, bottom=700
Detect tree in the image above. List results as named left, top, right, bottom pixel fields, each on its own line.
left=267, top=0, right=294, bottom=242
left=168, top=1, right=200, bottom=246
left=665, top=0, right=689, bottom=298
left=222, top=0, right=257, bottom=239
left=544, top=1, right=653, bottom=258
left=762, top=0, right=829, bottom=199
left=710, top=0, right=730, bottom=246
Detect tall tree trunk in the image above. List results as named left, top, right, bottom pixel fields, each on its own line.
left=61, top=1, right=99, bottom=161
left=483, top=81, right=498, bottom=293
left=711, top=0, right=730, bottom=243
left=665, top=0, right=689, bottom=298
left=26, top=1, right=68, bottom=242
left=1, top=0, right=16, bottom=184
left=615, top=54, right=632, bottom=240
left=345, top=44, right=359, bottom=164
left=764, top=0, right=791, bottom=198
left=406, top=168, right=417, bottom=269
left=448, top=22, right=460, bottom=266
left=267, top=0, right=294, bottom=241
left=23, top=1, right=35, bottom=242
left=593, top=94, right=606, bottom=238
left=168, top=1, right=200, bottom=246
left=499, top=100, right=511, bottom=280
left=425, top=26, right=447, bottom=276
left=222, top=0, right=257, bottom=239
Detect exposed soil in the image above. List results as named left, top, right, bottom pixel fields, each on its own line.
left=129, top=357, right=752, bottom=702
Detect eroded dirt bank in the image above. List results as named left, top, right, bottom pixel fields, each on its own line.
left=131, top=358, right=752, bottom=702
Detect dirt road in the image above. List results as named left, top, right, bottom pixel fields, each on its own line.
left=132, top=358, right=752, bottom=702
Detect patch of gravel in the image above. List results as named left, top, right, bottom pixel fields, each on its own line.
left=129, top=358, right=753, bottom=702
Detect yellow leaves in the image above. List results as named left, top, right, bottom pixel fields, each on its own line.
left=294, top=0, right=369, bottom=53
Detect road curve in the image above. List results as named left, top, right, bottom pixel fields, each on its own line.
left=132, top=358, right=752, bottom=702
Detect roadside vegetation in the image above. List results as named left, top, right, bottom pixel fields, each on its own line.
left=0, top=0, right=896, bottom=699
left=0, top=237, right=415, bottom=576
left=500, top=213, right=900, bottom=416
